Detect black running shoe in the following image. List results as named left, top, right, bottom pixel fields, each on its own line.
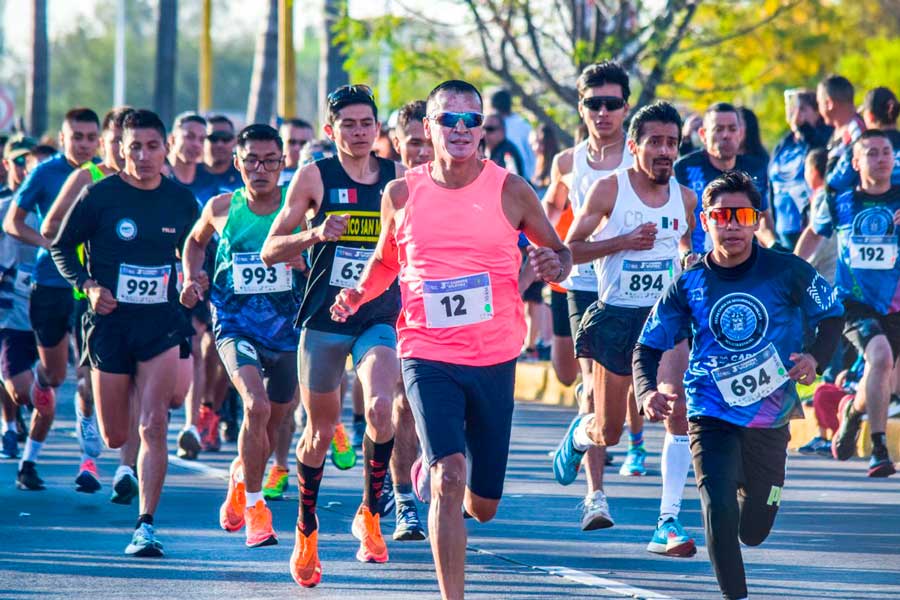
left=832, top=396, right=863, bottom=461
left=17, top=461, right=45, bottom=491
left=393, top=500, right=426, bottom=541
left=377, top=470, right=395, bottom=517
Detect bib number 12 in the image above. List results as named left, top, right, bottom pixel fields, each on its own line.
left=439, top=294, right=467, bottom=318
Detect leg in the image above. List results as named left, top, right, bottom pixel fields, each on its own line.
left=91, top=369, right=132, bottom=449
left=186, top=319, right=206, bottom=430
left=232, top=365, right=272, bottom=493
left=855, top=334, right=892, bottom=435
left=737, top=425, right=790, bottom=548
left=391, top=388, right=419, bottom=491
left=588, top=364, right=631, bottom=446
left=431, top=454, right=468, bottom=600
left=578, top=359, right=605, bottom=494
left=35, top=336, right=68, bottom=388
left=549, top=290, right=578, bottom=386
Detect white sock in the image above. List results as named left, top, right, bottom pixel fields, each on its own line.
left=115, top=464, right=134, bottom=480
left=245, top=490, right=264, bottom=506
left=659, top=433, right=691, bottom=522
left=20, top=437, right=43, bottom=467
left=2, top=421, right=14, bottom=434
left=395, top=491, right=415, bottom=504
left=572, top=415, right=595, bottom=452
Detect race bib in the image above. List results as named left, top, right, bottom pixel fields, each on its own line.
left=849, top=235, right=898, bottom=270
left=619, top=259, right=673, bottom=302
left=232, top=252, right=291, bottom=295
left=116, top=264, right=169, bottom=304
left=329, top=246, right=372, bottom=288
left=175, top=263, right=184, bottom=294
left=13, top=264, right=33, bottom=296
left=711, top=343, right=789, bottom=408
left=422, top=272, right=493, bottom=329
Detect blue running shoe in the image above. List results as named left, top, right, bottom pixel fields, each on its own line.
left=619, top=444, right=647, bottom=476
left=647, top=517, right=696, bottom=557
left=798, top=436, right=829, bottom=456
left=553, top=414, right=586, bottom=486
left=2, top=429, right=18, bottom=459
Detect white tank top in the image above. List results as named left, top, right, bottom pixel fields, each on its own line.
left=561, top=139, right=634, bottom=292
left=595, top=169, right=687, bottom=308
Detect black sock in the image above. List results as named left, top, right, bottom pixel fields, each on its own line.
left=871, top=432, right=888, bottom=459
left=363, top=434, right=395, bottom=513
left=298, top=461, right=325, bottom=535
left=135, top=513, right=153, bottom=529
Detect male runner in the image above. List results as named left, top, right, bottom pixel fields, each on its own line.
left=809, top=130, right=899, bottom=477
left=330, top=79, right=570, bottom=600
left=3, top=107, right=100, bottom=491
left=181, top=124, right=302, bottom=548
left=262, top=83, right=402, bottom=586
left=279, top=118, right=315, bottom=186
left=204, top=115, right=242, bottom=192
left=816, top=75, right=866, bottom=187
left=634, top=170, right=843, bottom=600
left=553, top=101, right=698, bottom=555
left=50, top=109, right=198, bottom=557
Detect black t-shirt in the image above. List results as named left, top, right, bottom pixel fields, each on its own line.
left=50, top=174, right=199, bottom=311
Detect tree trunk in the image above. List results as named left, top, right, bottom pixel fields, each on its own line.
left=154, top=0, right=177, bottom=128
left=318, top=0, right=348, bottom=124
left=246, top=0, right=278, bottom=124
left=27, top=0, right=48, bottom=136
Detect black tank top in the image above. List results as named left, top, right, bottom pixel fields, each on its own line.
left=296, top=155, right=401, bottom=335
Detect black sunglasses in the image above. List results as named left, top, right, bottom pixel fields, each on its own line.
left=207, top=132, right=235, bottom=143
left=327, top=84, right=375, bottom=107
left=12, top=155, right=27, bottom=167
left=581, top=96, right=626, bottom=112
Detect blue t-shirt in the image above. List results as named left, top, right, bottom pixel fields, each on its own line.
left=639, top=245, right=843, bottom=428
left=812, top=185, right=900, bottom=314
left=14, top=153, right=76, bottom=287
left=170, top=165, right=221, bottom=207
left=674, top=150, right=769, bottom=253
left=827, top=130, right=900, bottom=193
left=768, top=133, right=812, bottom=236
left=206, top=164, right=242, bottom=196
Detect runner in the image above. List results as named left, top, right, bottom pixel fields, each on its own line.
left=181, top=123, right=302, bottom=548
left=816, top=75, right=866, bottom=186
left=50, top=109, right=199, bottom=556
left=633, top=170, right=843, bottom=600
left=552, top=101, right=699, bottom=556
left=329, top=79, right=570, bottom=600
left=2, top=107, right=100, bottom=491
left=262, top=83, right=402, bottom=586
left=279, top=118, right=315, bottom=186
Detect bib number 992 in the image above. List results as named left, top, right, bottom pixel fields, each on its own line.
left=126, top=279, right=158, bottom=297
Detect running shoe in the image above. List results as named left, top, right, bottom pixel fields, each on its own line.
left=578, top=490, right=614, bottom=531
left=76, top=413, right=102, bottom=458
left=553, top=414, right=586, bottom=486
left=411, top=455, right=431, bottom=503
left=832, top=396, right=863, bottom=461
left=199, top=405, right=221, bottom=452
left=867, top=454, right=897, bottom=478
left=647, top=517, right=696, bottom=557
left=2, top=429, right=18, bottom=459
left=16, top=460, right=45, bottom=490
left=290, top=521, right=322, bottom=588
left=351, top=505, right=389, bottom=563
left=352, top=419, right=365, bottom=449
left=330, top=423, right=356, bottom=470
left=618, top=444, right=647, bottom=476
left=219, top=458, right=246, bottom=531
left=110, top=469, right=139, bottom=505
left=393, top=499, right=426, bottom=541
left=798, top=436, right=830, bottom=456
left=244, top=500, right=278, bottom=547
left=263, top=465, right=290, bottom=501
left=75, top=458, right=101, bottom=493
left=177, top=428, right=202, bottom=460
left=124, top=522, right=164, bottom=557
left=377, top=470, right=395, bottom=517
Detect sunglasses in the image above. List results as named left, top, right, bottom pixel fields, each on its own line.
left=207, top=132, right=235, bottom=143
left=327, top=84, right=375, bottom=107
left=581, top=96, right=627, bottom=112
left=12, top=155, right=27, bottom=167
left=429, top=111, right=485, bottom=129
left=705, top=207, right=760, bottom=227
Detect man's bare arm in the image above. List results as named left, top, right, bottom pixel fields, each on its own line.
left=42, top=168, right=93, bottom=239
left=261, top=164, right=329, bottom=266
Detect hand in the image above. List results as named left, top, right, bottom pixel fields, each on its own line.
left=180, top=279, right=204, bottom=309
left=642, top=390, right=678, bottom=422
left=622, top=222, right=657, bottom=251
left=788, top=352, right=818, bottom=384
left=527, top=246, right=564, bottom=282
left=316, top=213, right=350, bottom=242
left=285, top=255, right=308, bottom=272
left=193, top=270, right=210, bottom=292
left=330, top=287, right=363, bottom=322
left=681, top=251, right=699, bottom=269
left=83, top=280, right=117, bottom=315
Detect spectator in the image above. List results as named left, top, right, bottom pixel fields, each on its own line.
left=530, top=123, right=559, bottom=195
left=798, top=357, right=864, bottom=456
left=739, top=107, right=769, bottom=164
left=483, top=113, right=525, bottom=176
left=490, top=88, right=535, bottom=179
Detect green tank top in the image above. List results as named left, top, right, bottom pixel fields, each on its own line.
left=73, top=162, right=108, bottom=300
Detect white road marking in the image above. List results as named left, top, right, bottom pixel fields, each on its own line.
left=168, top=455, right=229, bottom=480
left=539, top=566, right=679, bottom=599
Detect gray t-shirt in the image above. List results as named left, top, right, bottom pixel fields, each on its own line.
left=0, top=189, right=38, bottom=331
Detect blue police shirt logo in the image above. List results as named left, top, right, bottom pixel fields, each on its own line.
left=116, top=218, right=137, bottom=241
left=852, top=207, right=894, bottom=236
left=709, top=293, right=768, bottom=351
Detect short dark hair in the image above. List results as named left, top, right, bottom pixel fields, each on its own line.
left=172, top=111, right=206, bottom=131
left=30, top=144, right=57, bottom=159
left=805, top=147, right=827, bottom=179
left=63, top=107, right=100, bottom=128
left=123, top=109, right=167, bottom=140
left=282, top=118, right=313, bottom=130
left=627, top=101, right=682, bottom=143
left=101, top=106, right=134, bottom=131
left=854, top=128, right=893, bottom=150
left=863, top=86, right=899, bottom=127
left=207, top=114, right=234, bottom=131
left=818, top=75, right=854, bottom=105
left=396, top=100, right=427, bottom=135
left=489, top=89, right=512, bottom=114
left=426, top=80, right=484, bottom=115
left=236, top=124, right=283, bottom=151
left=576, top=61, right=631, bottom=101
left=326, top=84, right=378, bottom=124
left=702, top=170, right=762, bottom=210
left=704, top=102, right=741, bottom=121
left=796, top=90, right=818, bottom=112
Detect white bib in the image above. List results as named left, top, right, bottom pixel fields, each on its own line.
left=618, top=259, right=673, bottom=302
left=116, top=264, right=169, bottom=304
left=14, top=265, right=33, bottom=296
left=711, top=343, right=789, bottom=408
left=849, top=235, right=897, bottom=270
left=422, top=272, right=493, bottom=329
left=329, top=246, right=373, bottom=288
left=232, top=252, right=291, bottom=295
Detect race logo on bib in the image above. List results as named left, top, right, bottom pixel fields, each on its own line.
left=852, top=207, right=894, bottom=236
left=709, top=293, right=768, bottom=351
left=116, top=218, right=137, bottom=241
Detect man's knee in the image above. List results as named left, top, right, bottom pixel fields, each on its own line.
left=139, top=411, right=168, bottom=442
left=365, top=393, right=393, bottom=434
left=433, top=455, right=466, bottom=500
left=244, top=395, right=271, bottom=426
left=865, top=336, right=894, bottom=373
left=103, top=430, right=128, bottom=449
left=595, top=421, right=623, bottom=447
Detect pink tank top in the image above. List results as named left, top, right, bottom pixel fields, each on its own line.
left=395, top=161, right=525, bottom=366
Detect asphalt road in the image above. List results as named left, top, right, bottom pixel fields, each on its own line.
left=1, top=376, right=898, bottom=599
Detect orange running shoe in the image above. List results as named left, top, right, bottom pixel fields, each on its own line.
left=290, top=521, right=322, bottom=588
left=244, top=500, right=278, bottom=547
left=219, top=458, right=246, bottom=531
left=352, top=505, right=388, bottom=563
left=200, top=406, right=221, bottom=452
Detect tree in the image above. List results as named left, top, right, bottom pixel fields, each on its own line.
left=247, top=0, right=279, bottom=124
left=319, top=0, right=349, bottom=124
left=154, top=0, right=178, bottom=128
left=27, top=0, right=48, bottom=136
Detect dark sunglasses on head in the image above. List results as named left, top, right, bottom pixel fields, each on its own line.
left=581, top=96, right=626, bottom=112
left=12, top=155, right=27, bottom=167
left=207, top=132, right=235, bottom=143
left=429, top=111, right=485, bottom=129
left=327, top=84, right=375, bottom=107
left=705, top=207, right=760, bottom=227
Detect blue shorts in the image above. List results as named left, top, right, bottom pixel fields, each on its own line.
left=401, top=357, right=516, bottom=500
left=298, top=324, right=397, bottom=393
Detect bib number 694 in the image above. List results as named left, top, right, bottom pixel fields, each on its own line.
left=729, top=367, right=772, bottom=398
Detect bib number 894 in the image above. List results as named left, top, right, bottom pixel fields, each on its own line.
left=242, top=266, right=278, bottom=286
left=729, top=367, right=772, bottom=398
left=629, top=273, right=664, bottom=293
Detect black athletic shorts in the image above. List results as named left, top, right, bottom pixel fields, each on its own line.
left=402, top=357, right=516, bottom=500
left=216, top=337, right=298, bottom=405
left=842, top=299, right=900, bottom=360
left=550, top=290, right=571, bottom=338
left=575, top=301, right=651, bottom=376
left=28, top=284, right=75, bottom=348
left=0, top=329, right=38, bottom=380
left=566, top=289, right=598, bottom=342
left=522, top=280, right=544, bottom=303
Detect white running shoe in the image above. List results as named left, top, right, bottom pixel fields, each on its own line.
left=579, top=490, right=614, bottom=531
